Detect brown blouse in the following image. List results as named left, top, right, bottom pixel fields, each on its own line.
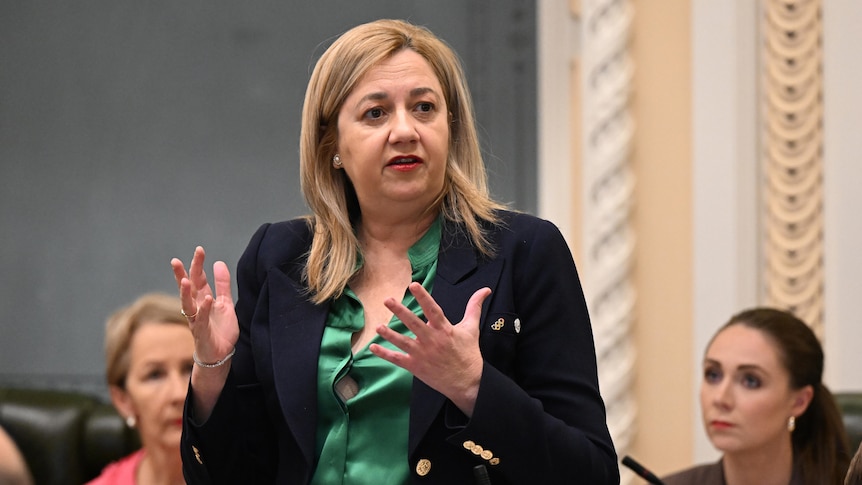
left=662, top=460, right=803, bottom=485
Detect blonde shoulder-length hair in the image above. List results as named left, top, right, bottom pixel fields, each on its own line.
left=104, top=292, right=186, bottom=389
left=300, top=19, right=504, bottom=304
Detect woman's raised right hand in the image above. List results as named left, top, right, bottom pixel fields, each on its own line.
left=170, top=246, right=239, bottom=371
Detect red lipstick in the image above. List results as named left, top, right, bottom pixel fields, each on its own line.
left=386, top=156, right=423, bottom=171
left=710, top=420, right=733, bottom=430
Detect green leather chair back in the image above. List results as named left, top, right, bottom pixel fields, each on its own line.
left=0, top=387, right=141, bottom=485
left=837, top=392, right=862, bottom=454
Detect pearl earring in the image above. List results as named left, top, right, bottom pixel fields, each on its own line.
left=787, top=416, right=795, bottom=432
left=126, top=416, right=136, bottom=428
left=332, top=154, right=343, bottom=168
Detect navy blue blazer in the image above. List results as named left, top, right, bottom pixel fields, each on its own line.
left=181, top=210, right=619, bottom=484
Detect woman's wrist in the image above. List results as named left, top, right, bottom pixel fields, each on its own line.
left=193, top=347, right=236, bottom=368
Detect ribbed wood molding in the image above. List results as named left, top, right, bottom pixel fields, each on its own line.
left=762, top=0, right=824, bottom=335
left=578, top=0, right=637, bottom=477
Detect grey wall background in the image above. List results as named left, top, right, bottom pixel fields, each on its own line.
left=0, top=1, right=537, bottom=397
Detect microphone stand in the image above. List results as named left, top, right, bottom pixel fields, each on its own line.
left=622, top=455, right=665, bottom=485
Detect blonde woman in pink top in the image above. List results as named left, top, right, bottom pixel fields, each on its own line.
left=87, top=293, right=193, bottom=485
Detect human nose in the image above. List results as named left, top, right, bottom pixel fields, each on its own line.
left=168, top=371, right=189, bottom=402
left=388, top=109, right=418, bottom=144
left=709, top=379, right=733, bottom=410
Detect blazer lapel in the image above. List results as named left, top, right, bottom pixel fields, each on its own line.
left=408, top=224, right=504, bottom=454
left=267, top=265, right=328, bottom=468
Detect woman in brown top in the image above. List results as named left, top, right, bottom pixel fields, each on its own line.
left=663, top=308, right=850, bottom=485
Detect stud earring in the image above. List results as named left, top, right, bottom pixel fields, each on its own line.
left=332, top=154, right=342, bottom=168
left=126, top=416, right=136, bottom=428
left=787, top=416, right=795, bottom=432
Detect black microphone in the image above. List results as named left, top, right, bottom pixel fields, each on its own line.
left=473, top=464, right=492, bottom=485
left=621, top=455, right=665, bottom=485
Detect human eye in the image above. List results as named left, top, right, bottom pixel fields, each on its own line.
left=363, top=107, right=386, bottom=120
left=703, top=366, right=722, bottom=384
left=741, top=373, right=762, bottom=389
left=144, top=367, right=166, bottom=381
left=416, top=102, right=434, bottom=113
left=413, top=102, right=438, bottom=119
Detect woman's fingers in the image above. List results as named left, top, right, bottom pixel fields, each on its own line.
left=460, top=287, right=492, bottom=334
left=406, top=282, right=446, bottom=329
left=383, top=296, right=424, bottom=334
left=170, top=258, right=188, bottom=290
left=188, top=246, right=207, bottom=289
left=381, top=283, right=444, bottom=341
left=378, top=285, right=492, bottom=354
left=212, top=261, right=234, bottom=304
left=190, top=294, right=213, bottom=330
left=171, top=247, right=215, bottom=324
left=372, top=285, right=490, bottom=415
left=179, top=277, right=197, bottom=318
left=386, top=283, right=491, bottom=335
left=375, top=318, right=416, bottom=353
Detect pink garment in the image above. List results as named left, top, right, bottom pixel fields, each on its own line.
left=85, top=449, right=144, bottom=485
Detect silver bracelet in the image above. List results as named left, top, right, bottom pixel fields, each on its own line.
left=193, top=348, right=236, bottom=368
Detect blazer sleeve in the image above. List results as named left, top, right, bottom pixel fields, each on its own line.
left=181, top=222, right=279, bottom=484
left=446, top=215, right=619, bottom=484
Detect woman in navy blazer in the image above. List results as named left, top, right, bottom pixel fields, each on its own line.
left=171, top=19, right=618, bottom=484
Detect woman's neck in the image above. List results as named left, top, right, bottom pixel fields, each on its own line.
left=357, top=211, right=437, bottom=253
left=137, top=447, right=185, bottom=485
left=722, top=440, right=794, bottom=485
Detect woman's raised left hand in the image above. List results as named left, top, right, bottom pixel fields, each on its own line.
left=370, top=282, right=491, bottom=417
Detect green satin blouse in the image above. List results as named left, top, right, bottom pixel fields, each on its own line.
left=311, top=219, right=441, bottom=485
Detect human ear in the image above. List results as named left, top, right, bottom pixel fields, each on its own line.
left=109, top=384, right=136, bottom=424
left=790, top=384, right=814, bottom=416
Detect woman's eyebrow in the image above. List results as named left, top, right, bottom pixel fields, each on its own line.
left=736, top=363, right=766, bottom=373
left=410, top=86, right=437, bottom=98
left=353, top=87, right=439, bottom=111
